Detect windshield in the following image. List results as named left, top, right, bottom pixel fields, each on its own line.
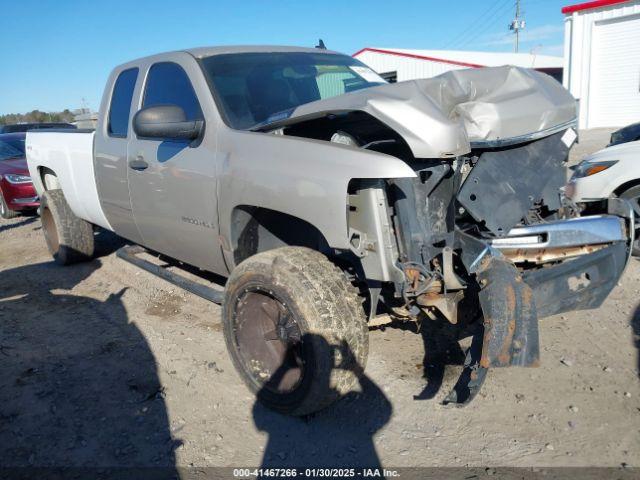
left=0, top=138, right=25, bottom=161
left=199, top=52, right=386, bottom=129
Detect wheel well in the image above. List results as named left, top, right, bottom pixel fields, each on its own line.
left=230, top=206, right=331, bottom=265
left=39, top=167, right=60, bottom=191
left=613, top=179, right=640, bottom=196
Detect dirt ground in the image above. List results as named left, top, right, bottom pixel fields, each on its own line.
left=0, top=128, right=638, bottom=471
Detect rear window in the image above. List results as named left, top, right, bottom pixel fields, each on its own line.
left=108, top=68, right=139, bottom=137
left=0, top=139, right=24, bottom=161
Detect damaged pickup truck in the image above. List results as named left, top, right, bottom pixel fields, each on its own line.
left=26, top=46, right=634, bottom=415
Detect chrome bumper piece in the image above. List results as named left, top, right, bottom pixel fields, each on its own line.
left=489, top=199, right=634, bottom=268
left=13, top=196, right=39, bottom=205
left=490, top=215, right=626, bottom=250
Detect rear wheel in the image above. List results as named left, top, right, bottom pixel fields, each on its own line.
left=0, top=190, right=18, bottom=219
left=619, top=185, right=640, bottom=256
left=223, top=247, right=368, bottom=416
left=40, top=190, right=94, bottom=265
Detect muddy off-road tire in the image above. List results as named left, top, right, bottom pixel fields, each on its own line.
left=0, top=190, right=18, bottom=219
left=40, top=189, right=94, bottom=265
left=223, top=246, right=368, bottom=416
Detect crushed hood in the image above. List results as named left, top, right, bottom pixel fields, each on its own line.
left=262, top=66, right=577, bottom=159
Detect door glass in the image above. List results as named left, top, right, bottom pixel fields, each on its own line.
left=143, top=62, right=203, bottom=121
left=108, top=68, right=138, bottom=137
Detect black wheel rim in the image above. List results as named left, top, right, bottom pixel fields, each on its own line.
left=233, top=288, right=304, bottom=394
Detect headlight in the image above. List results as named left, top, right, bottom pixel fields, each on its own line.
left=4, top=174, right=32, bottom=184
left=572, top=160, right=618, bottom=179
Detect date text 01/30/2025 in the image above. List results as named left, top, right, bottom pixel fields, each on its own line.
left=232, top=468, right=400, bottom=478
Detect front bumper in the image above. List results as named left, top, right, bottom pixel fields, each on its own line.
left=495, top=199, right=633, bottom=319
left=1, top=180, right=39, bottom=210
left=459, top=199, right=633, bottom=369
left=489, top=214, right=626, bottom=263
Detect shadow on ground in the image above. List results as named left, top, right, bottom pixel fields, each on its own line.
left=0, top=231, right=178, bottom=475
left=631, top=305, right=640, bottom=380
left=0, top=216, right=37, bottom=234
left=414, top=319, right=467, bottom=400
left=253, top=336, right=392, bottom=469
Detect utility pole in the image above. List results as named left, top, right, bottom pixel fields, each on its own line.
left=509, top=0, right=526, bottom=53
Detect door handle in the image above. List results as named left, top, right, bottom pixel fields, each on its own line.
left=129, top=156, right=149, bottom=171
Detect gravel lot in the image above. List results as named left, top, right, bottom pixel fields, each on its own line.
left=0, top=128, right=638, bottom=471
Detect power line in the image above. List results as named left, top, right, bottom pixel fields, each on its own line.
left=443, top=0, right=506, bottom=49
left=454, top=0, right=516, bottom=49
left=446, top=0, right=514, bottom=50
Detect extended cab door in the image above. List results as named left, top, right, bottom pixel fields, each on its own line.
left=94, top=66, right=144, bottom=244
left=127, top=55, right=225, bottom=274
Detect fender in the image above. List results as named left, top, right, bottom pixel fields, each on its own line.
left=217, top=128, right=416, bottom=265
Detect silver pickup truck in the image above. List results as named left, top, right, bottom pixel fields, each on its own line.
left=26, top=46, right=633, bottom=415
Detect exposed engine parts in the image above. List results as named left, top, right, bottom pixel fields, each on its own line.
left=341, top=128, right=633, bottom=405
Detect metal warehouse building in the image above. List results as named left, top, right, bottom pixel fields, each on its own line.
left=353, top=48, right=564, bottom=84
left=563, top=0, right=640, bottom=128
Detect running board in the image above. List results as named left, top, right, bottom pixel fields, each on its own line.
left=116, top=245, right=225, bottom=304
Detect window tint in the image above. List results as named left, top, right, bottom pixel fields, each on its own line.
left=143, top=62, right=202, bottom=121
left=108, top=68, right=138, bottom=137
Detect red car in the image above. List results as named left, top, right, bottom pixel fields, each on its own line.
left=0, top=133, right=39, bottom=219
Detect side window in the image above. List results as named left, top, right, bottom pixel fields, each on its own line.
left=143, top=62, right=203, bottom=120
left=108, top=68, right=138, bottom=137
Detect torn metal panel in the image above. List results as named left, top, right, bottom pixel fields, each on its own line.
left=458, top=130, right=570, bottom=237
left=475, top=256, right=540, bottom=368
left=456, top=230, right=539, bottom=368
left=523, top=242, right=628, bottom=318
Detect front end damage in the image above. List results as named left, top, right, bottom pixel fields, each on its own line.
left=258, top=65, right=633, bottom=404
left=346, top=129, right=633, bottom=405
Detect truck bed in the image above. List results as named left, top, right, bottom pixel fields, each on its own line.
left=26, top=130, right=112, bottom=230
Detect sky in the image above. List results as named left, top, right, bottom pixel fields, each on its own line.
left=0, top=0, right=570, bottom=115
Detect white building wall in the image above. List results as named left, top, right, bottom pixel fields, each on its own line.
left=564, top=1, right=640, bottom=128
left=355, top=50, right=467, bottom=82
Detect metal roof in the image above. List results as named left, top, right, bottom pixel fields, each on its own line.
left=353, top=47, right=563, bottom=70
left=562, top=0, right=630, bottom=14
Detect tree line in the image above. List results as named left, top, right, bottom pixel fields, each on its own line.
left=0, top=110, right=75, bottom=125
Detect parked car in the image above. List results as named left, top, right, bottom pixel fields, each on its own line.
left=608, top=121, right=640, bottom=147
left=0, top=133, right=39, bottom=219
left=0, top=123, right=76, bottom=134
left=26, top=46, right=633, bottom=415
left=566, top=140, right=640, bottom=255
